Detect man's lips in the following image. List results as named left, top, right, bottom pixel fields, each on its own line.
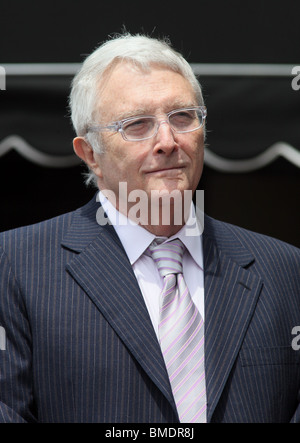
left=145, top=166, right=186, bottom=174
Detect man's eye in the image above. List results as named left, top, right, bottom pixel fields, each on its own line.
left=124, top=118, right=153, bottom=133
left=127, top=119, right=146, bottom=128
left=171, top=111, right=195, bottom=127
left=174, top=111, right=194, bottom=120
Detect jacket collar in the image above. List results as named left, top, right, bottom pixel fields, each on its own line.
left=61, top=193, right=120, bottom=252
left=203, top=214, right=255, bottom=267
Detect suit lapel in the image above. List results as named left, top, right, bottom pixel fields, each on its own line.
left=62, top=198, right=177, bottom=413
left=203, top=217, right=263, bottom=422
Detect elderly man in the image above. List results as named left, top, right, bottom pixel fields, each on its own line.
left=0, top=33, right=299, bottom=423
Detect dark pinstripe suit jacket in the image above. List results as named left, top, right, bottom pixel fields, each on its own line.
left=0, top=196, right=299, bottom=423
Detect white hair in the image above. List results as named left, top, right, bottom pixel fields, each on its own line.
left=69, top=33, right=205, bottom=186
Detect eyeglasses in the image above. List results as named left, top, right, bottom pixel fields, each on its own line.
left=86, top=106, right=207, bottom=141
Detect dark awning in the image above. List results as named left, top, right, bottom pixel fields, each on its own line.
left=1, top=65, right=299, bottom=172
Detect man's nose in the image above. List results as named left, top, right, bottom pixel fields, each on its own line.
left=153, top=120, right=177, bottom=154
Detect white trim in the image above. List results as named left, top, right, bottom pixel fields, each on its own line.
left=204, top=142, right=300, bottom=172
left=0, top=135, right=80, bottom=167
left=0, top=135, right=299, bottom=171
left=1, top=63, right=296, bottom=77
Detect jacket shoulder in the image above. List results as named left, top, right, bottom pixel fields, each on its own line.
left=0, top=209, right=74, bottom=248
left=204, top=214, right=299, bottom=254
left=204, top=214, right=300, bottom=295
left=0, top=197, right=97, bottom=253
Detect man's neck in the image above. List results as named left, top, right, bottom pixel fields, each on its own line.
left=141, top=222, right=184, bottom=238
left=99, top=189, right=194, bottom=238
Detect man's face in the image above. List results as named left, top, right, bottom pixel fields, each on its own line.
left=93, top=62, right=205, bottom=213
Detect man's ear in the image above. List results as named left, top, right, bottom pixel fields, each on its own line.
left=73, top=137, right=103, bottom=178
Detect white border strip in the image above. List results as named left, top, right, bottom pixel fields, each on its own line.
left=1, top=63, right=296, bottom=77
left=191, top=63, right=295, bottom=77
left=2, top=63, right=82, bottom=76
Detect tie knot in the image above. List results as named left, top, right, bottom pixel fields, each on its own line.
left=148, top=238, right=185, bottom=278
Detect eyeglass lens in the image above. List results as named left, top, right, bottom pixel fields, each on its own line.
left=122, top=109, right=203, bottom=140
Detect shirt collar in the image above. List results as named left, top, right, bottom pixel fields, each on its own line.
left=167, top=204, right=204, bottom=270
left=98, top=191, right=203, bottom=269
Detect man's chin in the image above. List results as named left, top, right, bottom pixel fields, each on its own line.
left=145, top=176, right=190, bottom=194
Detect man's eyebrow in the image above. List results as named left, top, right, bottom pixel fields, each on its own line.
left=112, top=108, right=149, bottom=122
left=112, top=102, right=198, bottom=122
left=168, top=100, right=197, bottom=110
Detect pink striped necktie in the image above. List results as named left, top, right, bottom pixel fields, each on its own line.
left=149, top=238, right=206, bottom=423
